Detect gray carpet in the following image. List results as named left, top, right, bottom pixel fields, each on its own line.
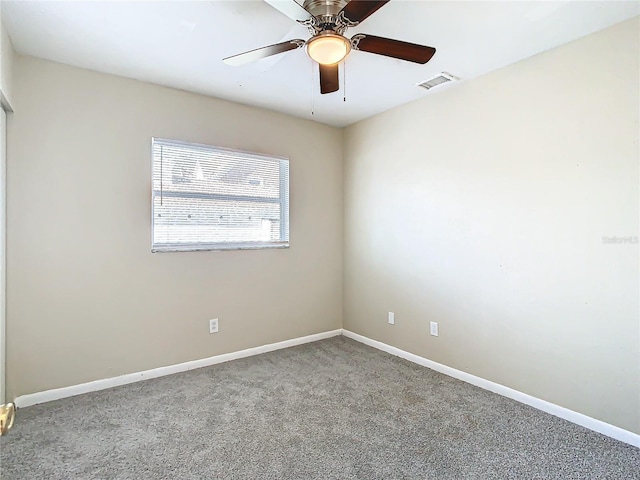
left=1, top=336, right=638, bottom=479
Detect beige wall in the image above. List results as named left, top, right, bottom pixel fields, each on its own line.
left=6, top=56, right=343, bottom=399
left=344, top=18, right=640, bottom=434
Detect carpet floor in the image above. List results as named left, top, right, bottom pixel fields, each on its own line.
left=1, top=336, right=638, bottom=479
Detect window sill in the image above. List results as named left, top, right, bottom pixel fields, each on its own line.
left=151, top=242, right=290, bottom=253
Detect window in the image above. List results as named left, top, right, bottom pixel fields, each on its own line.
left=151, top=138, right=289, bottom=252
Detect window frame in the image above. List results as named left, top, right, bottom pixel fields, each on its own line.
left=151, top=137, right=290, bottom=253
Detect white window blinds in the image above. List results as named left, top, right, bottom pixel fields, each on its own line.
left=152, top=138, right=289, bottom=252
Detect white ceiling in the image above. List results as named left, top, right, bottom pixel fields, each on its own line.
left=3, top=1, right=639, bottom=127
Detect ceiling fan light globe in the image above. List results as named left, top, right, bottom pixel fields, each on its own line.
left=306, top=33, right=351, bottom=65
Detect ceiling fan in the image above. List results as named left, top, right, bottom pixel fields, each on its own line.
left=223, top=0, right=436, bottom=94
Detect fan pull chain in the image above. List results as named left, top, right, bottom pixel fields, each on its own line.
left=343, top=61, right=347, bottom=102
left=311, top=61, right=315, bottom=116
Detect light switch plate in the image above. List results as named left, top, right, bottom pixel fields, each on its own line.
left=430, top=321, right=438, bottom=337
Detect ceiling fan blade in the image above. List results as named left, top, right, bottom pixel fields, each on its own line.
left=319, top=63, right=339, bottom=94
left=223, top=40, right=305, bottom=66
left=351, top=34, right=436, bottom=64
left=264, top=0, right=315, bottom=23
left=340, top=0, right=390, bottom=24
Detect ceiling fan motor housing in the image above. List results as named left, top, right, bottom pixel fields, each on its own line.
left=301, top=0, right=354, bottom=65
left=303, top=0, right=349, bottom=19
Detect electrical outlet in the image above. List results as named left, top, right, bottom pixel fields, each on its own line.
left=209, top=318, right=219, bottom=334
left=388, top=312, right=395, bottom=325
left=430, top=321, right=438, bottom=337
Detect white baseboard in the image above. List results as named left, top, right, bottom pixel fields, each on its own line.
left=342, top=329, right=640, bottom=448
left=14, top=327, right=639, bottom=449
left=14, top=329, right=342, bottom=409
